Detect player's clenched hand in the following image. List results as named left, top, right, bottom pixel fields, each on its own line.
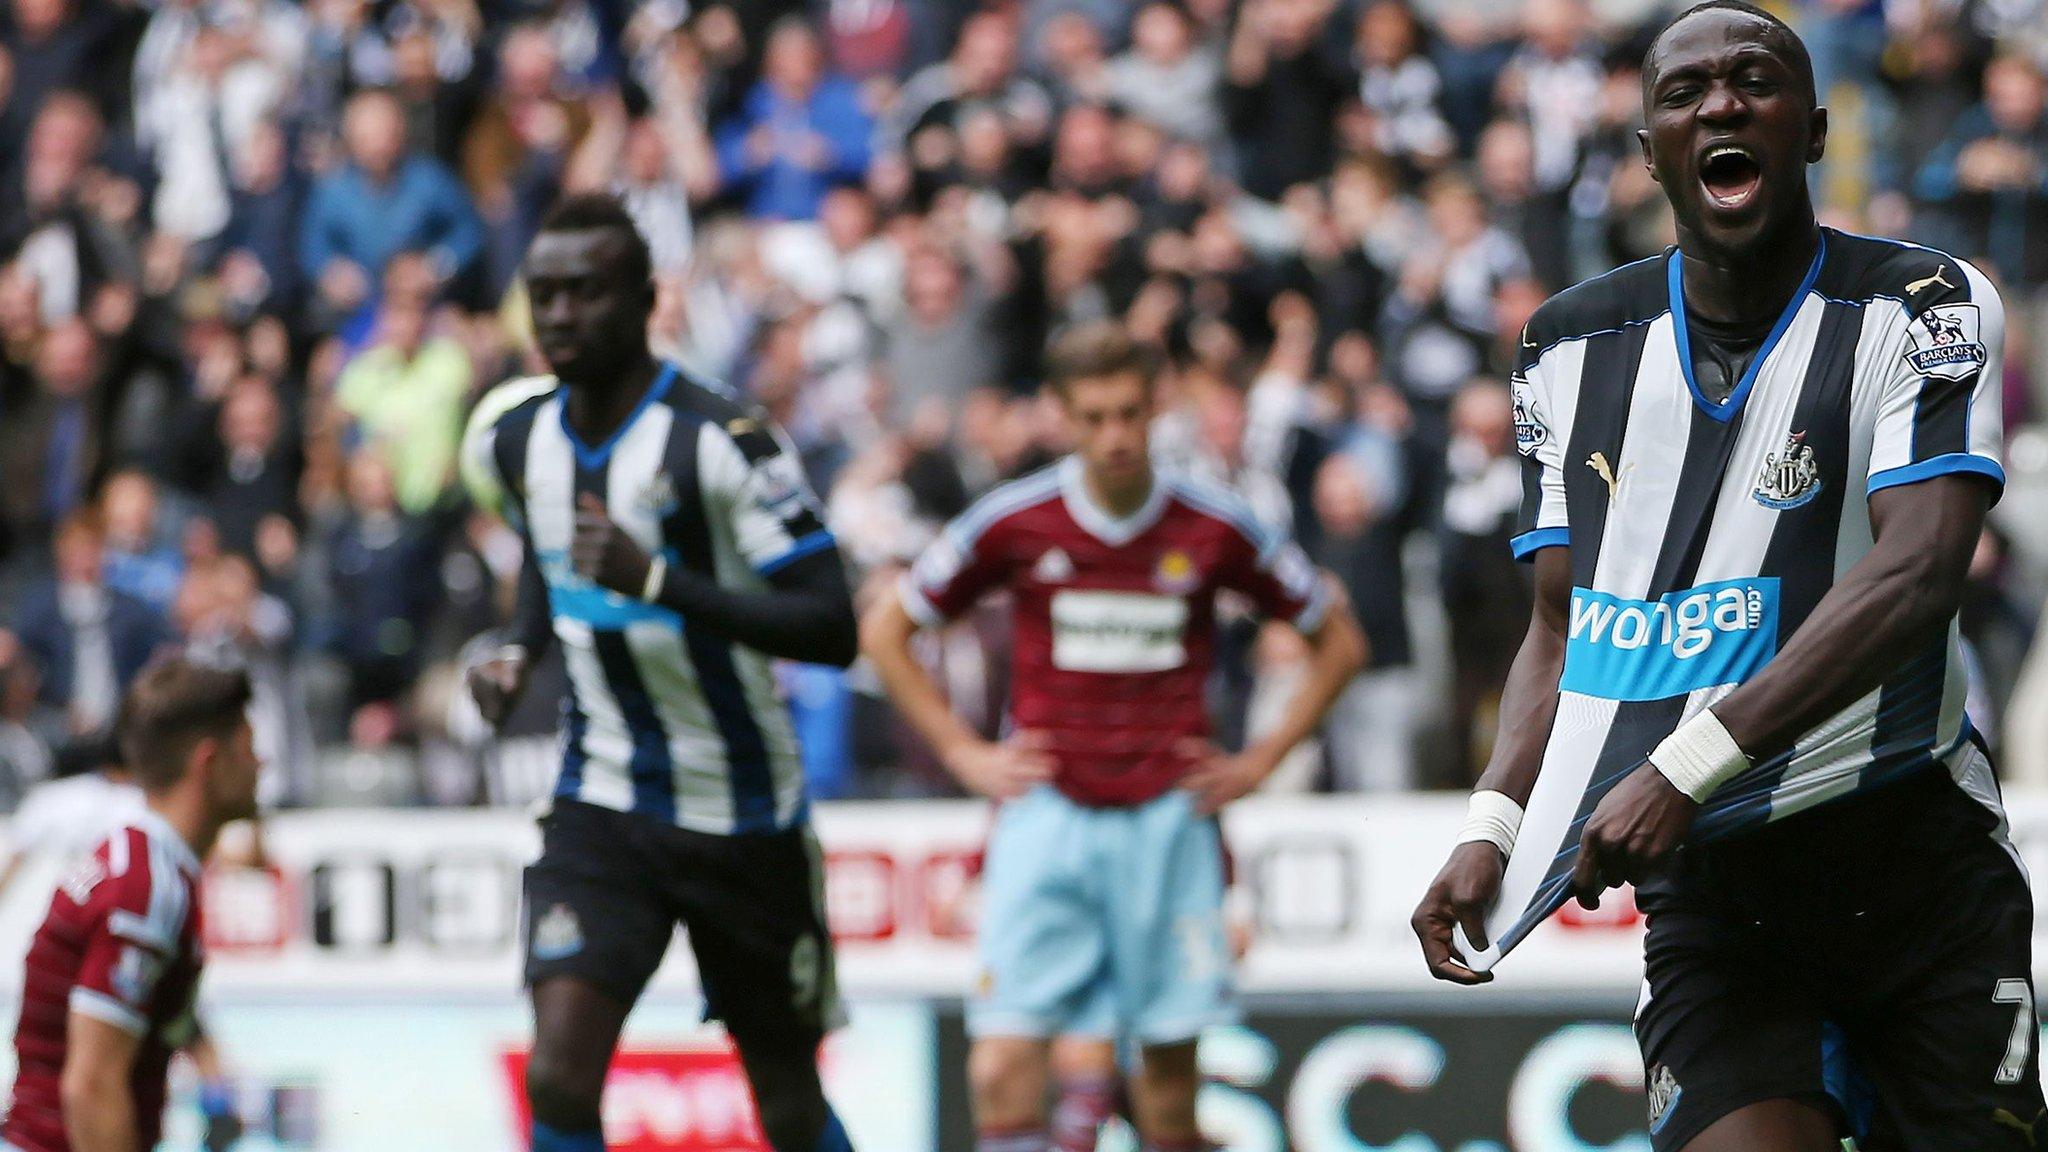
left=1179, top=738, right=1277, bottom=815
left=944, top=730, right=1057, bottom=800
left=571, top=493, right=654, bottom=597
left=1572, top=761, right=1695, bottom=909
left=1412, top=842, right=1503, bottom=985
left=467, top=647, right=532, bottom=729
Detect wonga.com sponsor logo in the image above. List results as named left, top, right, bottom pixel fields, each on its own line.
left=1559, top=578, right=1779, bottom=702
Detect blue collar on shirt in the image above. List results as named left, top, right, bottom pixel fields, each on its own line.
left=1667, top=231, right=1826, bottom=423
left=559, top=361, right=678, bottom=471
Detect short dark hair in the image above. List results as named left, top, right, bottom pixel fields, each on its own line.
left=1043, top=322, right=1150, bottom=395
left=536, top=193, right=653, bottom=287
left=1645, top=0, right=1816, bottom=110
left=118, top=654, right=253, bottom=793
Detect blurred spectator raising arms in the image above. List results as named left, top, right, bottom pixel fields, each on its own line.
left=1224, top=0, right=1353, bottom=201
left=1436, top=378, right=1529, bottom=785
left=1354, top=0, right=1454, bottom=176
left=1917, top=54, right=2048, bottom=292
left=2, top=95, right=129, bottom=325
left=1494, top=0, right=1601, bottom=203
left=300, top=89, right=483, bottom=322
left=135, top=9, right=285, bottom=245
left=885, top=11, right=1053, bottom=168
left=1106, top=1, right=1226, bottom=157
left=714, top=17, right=872, bottom=222
left=464, top=25, right=590, bottom=293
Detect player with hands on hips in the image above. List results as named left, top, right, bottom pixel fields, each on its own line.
left=863, top=322, right=1365, bottom=1152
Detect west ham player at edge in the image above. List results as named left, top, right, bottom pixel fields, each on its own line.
left=861, top=322, right=1366, bottom=1152
left=460, top=195, right=859, bottom=1152
left=2, top=655, right=261, bottom=1152
left=1415, top=3, right=2042, bottom=1150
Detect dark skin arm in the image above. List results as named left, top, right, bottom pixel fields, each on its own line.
left=508, top=535, right=554, bottom=656
left=570, top=493, right=858, bottom=667
left=1412, top=546, right=1572, bottom=985
left=468, top=532, right=555, bottom=730
left=1571, top=474, right=1993, bottom=907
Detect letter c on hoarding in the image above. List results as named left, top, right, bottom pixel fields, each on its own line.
left=1506, top=1024, right=1648, bottom=1152
left=1288, top=1026, right=1444, bottom=1152
left=1198, top=1026, right=1284, bottom=1152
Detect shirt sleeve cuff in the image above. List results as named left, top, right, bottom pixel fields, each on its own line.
left=898, top=574, right=945, bottom=628
left=1509, top=526, right=1570, bottom=561
left=108, top=908, right=174, bottom=951
left=755, top=530, right=837, bottom=576
left=1867, top=454, right=2006, bottom=504
left=1291, top=578, right=1333, bottom=634
left=71, top=987, right=148, bottom=1036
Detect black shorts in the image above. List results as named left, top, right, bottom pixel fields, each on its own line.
left=523, top=800, right=843, bottom=1042
left=1635, top=761, right=2044, bottom=1151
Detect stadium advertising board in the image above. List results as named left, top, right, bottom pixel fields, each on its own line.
left=13, top=792, right=2048, bottom=997
left=0, top=1000, right=937, bottom=1152
left=0, top=796, right=1662, bottom=996
left=11, top=992, right=2048, bottom=1151
left=931, top=1003, right=1653, bottom=1152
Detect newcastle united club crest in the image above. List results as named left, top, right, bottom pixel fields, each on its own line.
left=636, top=472, right=681, bottom=518
left=1753, top=430, right=1822, bottom=510
left=1646, top=1065, right=1682, bottom=1135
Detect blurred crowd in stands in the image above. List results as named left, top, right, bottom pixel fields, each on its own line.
left=0, top=0, right=2045, bottom=811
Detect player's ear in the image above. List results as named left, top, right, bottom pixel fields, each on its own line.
left=1806, top=106, right=1828, bottom=165
left=184, top=734, right=220, bottom=790
left=1637, top=128, right=1656, bottom=180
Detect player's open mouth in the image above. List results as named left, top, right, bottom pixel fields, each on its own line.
left=1699, top=144, right=1763, bottom=212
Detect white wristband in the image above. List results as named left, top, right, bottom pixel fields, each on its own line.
left=1648, top=708, right=1751, bottom=803
left=1456, top=790, right=1524, bottom=858
left=641, top=556, right=668, bottom=603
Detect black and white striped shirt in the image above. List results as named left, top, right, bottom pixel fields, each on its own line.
left=462, top=364, right=834, bottom=834
left=1487, top=228, right=2008, bottom=956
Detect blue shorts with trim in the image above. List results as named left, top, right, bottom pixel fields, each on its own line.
left=969, top=786, right=1233, bottom=1046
